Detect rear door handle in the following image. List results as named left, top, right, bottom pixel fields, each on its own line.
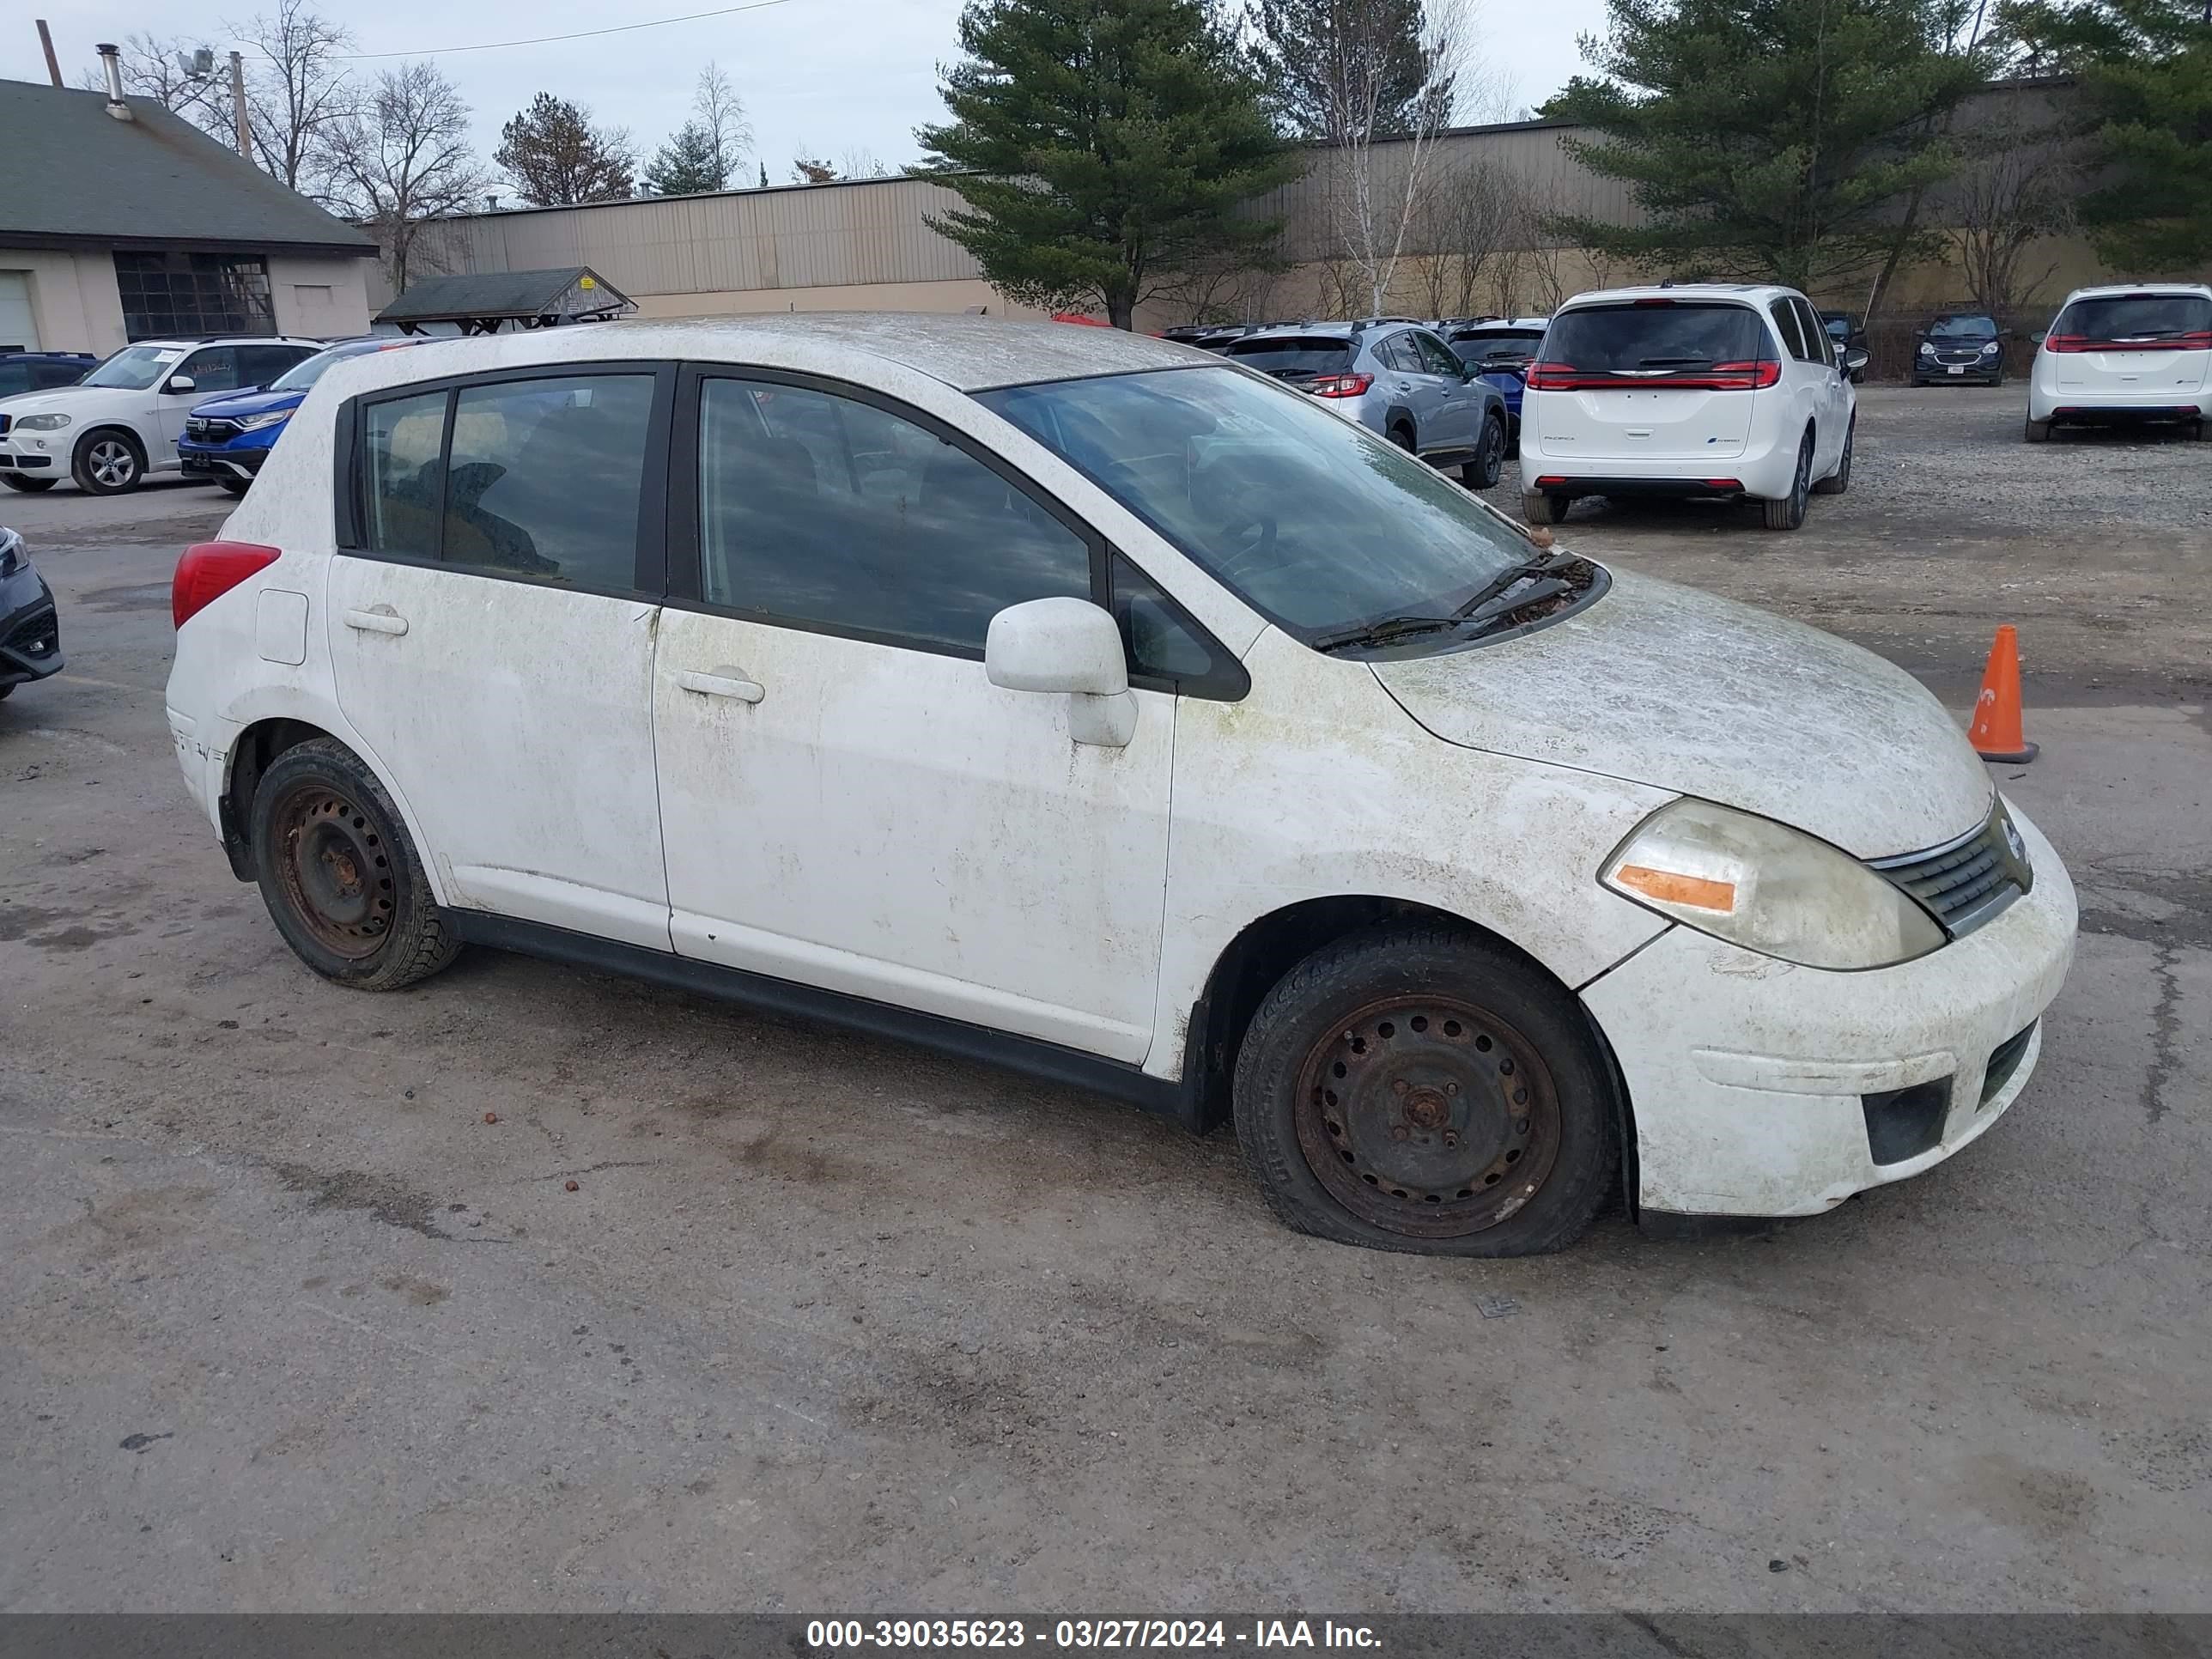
left=678, top=667, right=764, bottom=704
left=343, top=605, right=407, bottom=636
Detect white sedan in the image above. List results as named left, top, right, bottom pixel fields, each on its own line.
left=162, top=315, right=2075, bottom=1255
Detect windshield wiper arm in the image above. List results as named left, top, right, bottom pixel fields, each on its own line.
left=1309, top=615, right=1471, bottom=653
left=1449, top=550, right=1583, bottom=621
left=1309, top=554, right=1588, bottom=655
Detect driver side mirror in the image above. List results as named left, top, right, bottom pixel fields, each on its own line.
left=1460, top=360, right=1484, bottom=381
left=1844, top=348, right=1869, bottom=374
left=985, top=597, right=1135, bottom=748
left=166, top=374, right=197, bottom=394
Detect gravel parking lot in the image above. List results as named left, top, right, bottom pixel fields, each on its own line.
left=2, top=385, right=2207, bottom=1615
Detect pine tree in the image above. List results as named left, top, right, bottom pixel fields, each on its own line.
left=644, top=122, right=726, bottom=196
left=1546, top=0, right=1990, bottom=291
left=495, top=92, right=636, bottom=205
left=1244, top=0, right=1450, bottom=141
left=916, top=0, right=1301, bottom=328
left=2002, top=0, right=2212, bottom=270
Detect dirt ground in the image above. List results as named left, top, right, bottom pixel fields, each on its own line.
left=2, top=386, right=2208, bottom=1615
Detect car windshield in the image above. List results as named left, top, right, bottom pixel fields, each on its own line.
left=1220, top=336, right=1354, bottom=380
left=1539, top=303, right=1767, bottom=371
left=975, top=366, right=1538, bottom=645
left=1822, top=316, right=1852, bottom=339
left=1928, top=314, right=1998, bottom=342
left=2053, top=294, right=2212, bottom=342
left=79, top=343, right=187, bottom=391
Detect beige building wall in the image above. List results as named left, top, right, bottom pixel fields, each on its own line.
left=268, top=254, right=374, bottom=339
left=0, top=249, right=129, bottom=356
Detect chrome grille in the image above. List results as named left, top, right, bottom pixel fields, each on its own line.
left=1870, top=805, right=2032, bottom=938
left=186, top=417, right=241, bottom=441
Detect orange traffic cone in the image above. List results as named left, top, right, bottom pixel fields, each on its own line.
left=1967, top=624, right=2037, bottom=763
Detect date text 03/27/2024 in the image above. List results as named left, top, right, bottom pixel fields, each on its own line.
left=804, top=1620, right=1382, bottom=1650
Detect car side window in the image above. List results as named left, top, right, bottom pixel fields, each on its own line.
left=1376, top=333, right=1421, bottom=374
left=361, top=390, right=448, bottom=558
left=176, top=346, right=240, bottom=393
left=1768, top=301, right=1808, bottom=362
left=1109, top=554, right=1244, bottom=696
left=1792, top=299, right=1832, bottom=366
left=694, top=377, right=1091, bottom=654
left=240, top=344, right=305, bottom=386
left=440, top=375, right=656, bottom=590
left=1412, top=331, right=1462, bottom=377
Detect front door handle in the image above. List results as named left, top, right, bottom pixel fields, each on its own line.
left=343, top=605, right=408, bottom=636
left=678, top=667, right=765, bottom=704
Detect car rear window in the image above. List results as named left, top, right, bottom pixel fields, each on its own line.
left=1223, top=336, right=1353, bottom=380
left=1540, top=303, right=1771, bottom=373
left=1450, top=328, right=1545, bottom=361
left=2052, top=294, right=2212, bottom=343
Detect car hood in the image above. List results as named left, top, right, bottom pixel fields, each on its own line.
left=0, top=386, right=149, bottom=419
left=191, top=386, right=301, bottom=419
left=1370, top=568, right=1994, bottom=860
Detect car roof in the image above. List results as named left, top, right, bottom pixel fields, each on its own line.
left=307, top=314, right=1210, bottom=396
left=120, top=336, right=325, bottom=349
left=1561, top=283, right=1796, bottom=308
left=2060, top=282, right=2212, bottom=301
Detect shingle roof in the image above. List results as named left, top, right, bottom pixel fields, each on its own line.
left=0, top=79, right=373, bottom=254
left=373, top=268, right=633, bottom=325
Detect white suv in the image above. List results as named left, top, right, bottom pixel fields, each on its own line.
left=0, top=336, right=320, bottom=494
left=163, top=316, right=2074, bottom=1256
left=2026, top=283, right=2212, bottom=443
left=1520, top=284, right=1862, bottom=531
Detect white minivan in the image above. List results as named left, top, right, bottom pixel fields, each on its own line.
left=2026, top=283, right=2212, bottom=443
left=164, top=316, right=2074, bottom=1256
left=1520, top=284, right=1863, bottom=531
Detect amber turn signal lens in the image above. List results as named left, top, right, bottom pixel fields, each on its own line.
left=1613, top=864, right=1737, bottom=913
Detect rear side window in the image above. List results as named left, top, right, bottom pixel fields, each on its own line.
left=1768, top=301, right=1808, bottom=362
left=1791, top=299, right=1831, bottom=364
left=2051, top=294, right=2212, bottom=345
left=695, top=377, right=1091, bottom=653
left=356, top=372, right=658, bottom=592
left=239, top=344, right=309, bottom=386
left=1223, top=336, right=1353, bottom=381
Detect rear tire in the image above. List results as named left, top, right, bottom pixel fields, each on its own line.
left=1231, top=921, right=1619, bottom=1258
left=249, top=737, right=460, bottom=993
left=1763, top=433, right=1812, bottom=530
left=1522, top=489, right=1568, bottom=525
left=71, top=428, right=145, bottom=495
left=1461, top=415, right=1507, bottom=490
left=2024, top=417, right=2051, bottom=444
left=1388, top=422, right=1416, bottom=453
left=1812, top=416, right=1853, bottom=495
left=0, top=473, right=56, bottom=493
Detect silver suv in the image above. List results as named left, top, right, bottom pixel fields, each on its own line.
left=1223, top=321, right=1510, bottom=488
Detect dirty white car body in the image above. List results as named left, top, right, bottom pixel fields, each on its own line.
left=163, top=315, right=2075, bottom=1252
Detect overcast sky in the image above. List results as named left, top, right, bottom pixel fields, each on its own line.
left=10, top=0, right=1613, bottom=195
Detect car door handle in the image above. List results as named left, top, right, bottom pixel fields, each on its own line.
left=342, top=605, right=408, bottom=636
left=1395, top=380, right=1413, bottom=391
left=678, top=667, right=764, bottom=704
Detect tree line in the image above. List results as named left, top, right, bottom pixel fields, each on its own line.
left=96, top=0, right=2210, bottom=314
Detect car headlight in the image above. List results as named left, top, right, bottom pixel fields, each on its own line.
left=1601, top=798, right=1945, bottom=970
left=14, top=412, right=71, bottom=431
left=239, top=409, right=293, bottom=432
left=1979, top=342, right=2000, bottom=356
left=1917, top=343, right=1936, bottom=357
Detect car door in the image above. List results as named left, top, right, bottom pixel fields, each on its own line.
left=1765, top=300, right=1821, bottom=458
left=652, top=368, right=1180, bottom=1061
left=1791, top=296, right=1850, bottom=465
left=325, top=363, right=677, bottom=948
left=1410, top=328, right=1481, bottom=452
left=156, top=346, right=242, bottom=453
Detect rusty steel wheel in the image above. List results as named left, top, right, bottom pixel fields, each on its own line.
left=1293, top=994, right=1560, bottom=1238
left=1233, top=921, right=1617, bottom=1256
left=270, top=783, right=397, bottom=958
left=249, top=737, right=459, bottom=991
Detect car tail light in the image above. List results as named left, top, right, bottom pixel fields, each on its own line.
left=1532, top=475, right=1568, bottom=487
left=173, top=540, right=281, bottom=629
left=1525, top=359, right=1780, bottom=392
left=1702, top=478, right=1745, bottom=490
left=1308, top=372, right=1373, bottom=398
left=2049, top=331, right=2212, bottom=353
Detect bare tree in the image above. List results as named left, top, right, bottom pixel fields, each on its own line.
left=1948, top=117, right=2079, bottom=327
left=81, top=33, right=228, bottom=133
left=232, top=0, right=359, bottom=200
left=839, top=147, right=893, bottom=180
left=693, top=62, right=754, bottom=180
left=1316, top=0, right=1476, bottom=314
left=326, top=62, right=486, bottom=291
left=1405, top=157, right=1518, bottom=317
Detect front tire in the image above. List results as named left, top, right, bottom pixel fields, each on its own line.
left=0, top=472, right=56, bottom=493
left=1763, top=433, right=1812, bottom=530
left=71, top=428, right=145, bottom=495
left=249, top=738, right=460, bottom=992
left=1461, top=414, right=1507, bottom=490
left=1232, top=921, right=1619, bottom=1257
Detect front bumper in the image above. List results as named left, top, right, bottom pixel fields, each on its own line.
left=177, top=441, right=271, bottom=482
left=1, top=564, right=64, bottom=688
left=1582, top=799, right=2076, bottom=1218
left=0, top=448, right=58, bottom=472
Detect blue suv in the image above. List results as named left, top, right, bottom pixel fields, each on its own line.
left=1221, top=320, right=1510, bottom=488
left=179, top=337, right=420, bottom=494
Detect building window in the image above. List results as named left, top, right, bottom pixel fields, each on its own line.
left=112, top=252, right=276, bottom=341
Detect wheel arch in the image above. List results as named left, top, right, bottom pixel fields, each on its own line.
left=1175, top=895, right=1638, bottom=1209
left=1382, top=405, right=1417, bottom=444
left=219, top=714, right=444, bottom=904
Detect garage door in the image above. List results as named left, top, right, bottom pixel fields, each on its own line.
left=0, top=272, right=37, bottom=352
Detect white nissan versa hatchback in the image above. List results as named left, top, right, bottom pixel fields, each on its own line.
left=164, top=316, right=2075, bottom=1256
left=1520, top=284, right=1866, bottom=530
